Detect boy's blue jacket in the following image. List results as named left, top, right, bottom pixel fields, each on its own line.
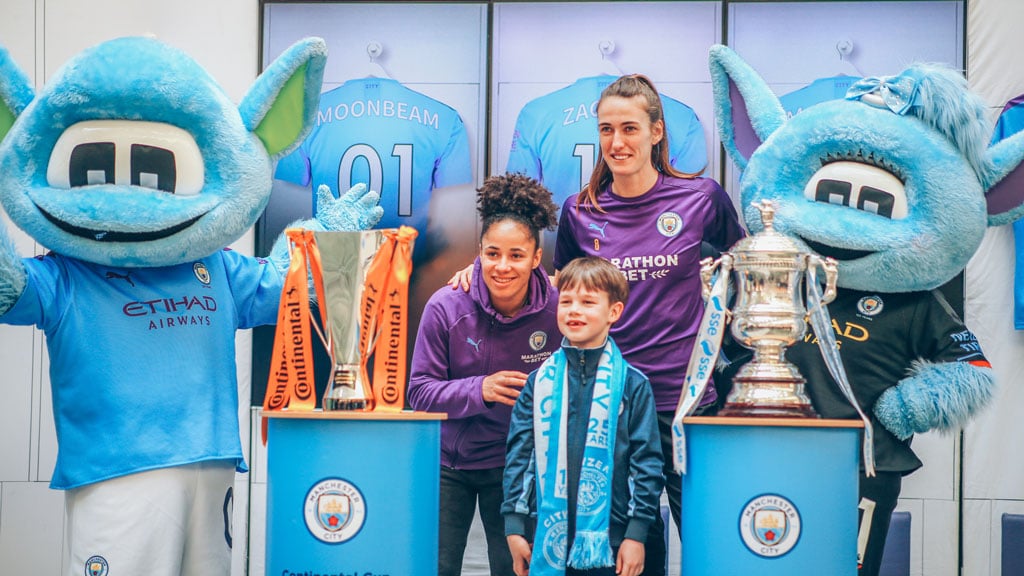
left=408, top=257, right=561, bottom=470
left=502, top=341, right=664, bottom=545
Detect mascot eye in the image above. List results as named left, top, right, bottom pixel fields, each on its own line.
left=804, top=160, right=907, bottom=219
left=69, top=142, right=116, bottom=186
left=131, top=144, right=176, bottom=192
left=48, top=120, right=204, bottom=196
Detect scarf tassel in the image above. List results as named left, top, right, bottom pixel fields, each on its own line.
left=568, top=530, right=615, bottom=569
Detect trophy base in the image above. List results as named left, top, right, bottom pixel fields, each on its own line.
left=323, top=397, right=370, bottom=411
left=718, top=373, right=819, bottom=418
left=718, top=401, right=819, bottom=418
left=323, top=365, right=374, bottom=412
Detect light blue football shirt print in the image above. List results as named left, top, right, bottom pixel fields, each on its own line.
left=505, top=75, right=707, bottom=208
left=779, top=75, right=860, bottom=118
left=990, top=94, right=1024, bottom=329
left=275, top=77, right=473, bottom=237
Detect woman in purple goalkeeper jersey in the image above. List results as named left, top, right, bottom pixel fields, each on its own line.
left=410, top=173, right=561, bottom=576
left=554, top=74, right=745, bottom=573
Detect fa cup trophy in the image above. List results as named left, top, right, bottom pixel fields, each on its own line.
left=707, top=200, right=838, bottom=417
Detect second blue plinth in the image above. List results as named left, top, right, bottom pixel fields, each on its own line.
left=681, top=417, right=862, bottom=576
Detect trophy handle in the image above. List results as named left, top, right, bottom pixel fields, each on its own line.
left=803, top=255, right=839, bottom=322
left=699, top=256, right=718, bottom=301
left=699, top=254, right=734, bottom=310
left=817, top=256, right=839, bottom=305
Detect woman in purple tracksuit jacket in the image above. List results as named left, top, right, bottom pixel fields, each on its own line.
left=409, top=173, right=561, bottom=576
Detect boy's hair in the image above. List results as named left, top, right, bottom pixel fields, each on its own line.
left=557, top=257, right=629, bottom=305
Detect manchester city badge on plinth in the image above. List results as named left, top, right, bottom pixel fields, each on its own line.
left=710, top=200, right=838, bottom=417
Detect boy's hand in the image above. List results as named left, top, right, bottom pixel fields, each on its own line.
left=507, top=534, right=532, bottom=576
left=483, top=370, right=529, bottom=406
left=616, top=538, right=645, bottom=576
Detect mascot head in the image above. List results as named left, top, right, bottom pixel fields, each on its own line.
left=0, top=36, right=326, bottom=267
left=710, top=44, right=1024, bottom=292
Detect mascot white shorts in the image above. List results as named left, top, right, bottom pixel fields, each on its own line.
left=65, top=460, right=235, bottom=576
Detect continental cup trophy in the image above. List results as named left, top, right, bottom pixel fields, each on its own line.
left=315, top=230, right=388, bottom=411
left=708, top=200, right=838, bottom=417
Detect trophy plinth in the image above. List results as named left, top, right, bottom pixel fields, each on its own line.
left=706, top=201, right=837, bottom=418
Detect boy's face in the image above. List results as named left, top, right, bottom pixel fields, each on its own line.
left=557, top=284, right=624, bottom=349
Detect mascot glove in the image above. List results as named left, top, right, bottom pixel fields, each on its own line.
left=314, top=183, right=384, bottom=231
left=873, top=361, right=995, bottom=441
left=873, top=383, right=932, bottom=441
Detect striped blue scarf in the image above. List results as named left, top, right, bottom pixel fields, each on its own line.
left=532, top=338, right=626, bottom=574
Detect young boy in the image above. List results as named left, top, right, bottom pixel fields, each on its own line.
left=502, top=256, right=664, bottom=576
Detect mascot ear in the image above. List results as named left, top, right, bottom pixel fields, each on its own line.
left=709, top=44, right=787, bottom=171
left=984, top=131, right=1024, bottom=226
left=239, top=37, right=327, bottom=159
left=0, top=45, right=35, bottom=142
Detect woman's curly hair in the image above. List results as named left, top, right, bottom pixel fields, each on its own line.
left=477, top=173, right=559, bottom=246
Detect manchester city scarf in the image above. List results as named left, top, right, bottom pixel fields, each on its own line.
left=532, top=338, right=626, bottom=574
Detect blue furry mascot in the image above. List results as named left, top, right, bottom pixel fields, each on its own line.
left=710, top=45, right=1024, bottom=576
left=0, top=38, right=381, bottom=575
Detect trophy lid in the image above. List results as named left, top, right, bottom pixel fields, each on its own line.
left=731, top=200, right=811, bottom=259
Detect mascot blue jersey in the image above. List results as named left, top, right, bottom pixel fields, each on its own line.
left=779, top=75, right=860, bottom=117
left=275, top=77, right=472, bottom=235
left=0, top=249, right=282, bottom=489
left=991, top=94, right=1024, bottom=329
left=506, top=75, right=707, bottom=208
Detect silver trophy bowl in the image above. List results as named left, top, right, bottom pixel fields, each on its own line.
left=711, top=201, right=838, bottom=417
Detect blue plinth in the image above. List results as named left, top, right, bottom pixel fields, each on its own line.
left=266, top=411, right=444, bottom=576
left=681, top=417, right=862, bottom=576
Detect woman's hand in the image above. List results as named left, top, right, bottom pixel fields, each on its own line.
left=447, top=263, right=474, bottom=291
left=507, top=534, right=532, bottom=576
left=482, top=370, right=529, bottom=406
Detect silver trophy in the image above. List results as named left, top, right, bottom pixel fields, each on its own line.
left=315, top=230, right=388, bottom=411
left=705, top=201, right=838, bottom=417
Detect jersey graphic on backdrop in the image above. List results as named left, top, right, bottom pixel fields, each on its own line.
left=990, top=93, right=1024, bottom=329
left=779, top=75, right=860, bottom=117
left=506, top=75, right=707, bottom=208
left=275, top=76, right=473, bottom=259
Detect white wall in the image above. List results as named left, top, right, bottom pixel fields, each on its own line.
left=964, top=2, right=1024, bottom=574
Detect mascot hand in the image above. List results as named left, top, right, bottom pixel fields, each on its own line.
left=873, top=360, right=995, bottom=441
left=315, top=183, right=383, bottom=232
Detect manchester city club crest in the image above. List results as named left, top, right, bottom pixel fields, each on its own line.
left=317, top=492, right=352, bottom=532
left=739, top=494, right=802, bottom=558
left=85, top=555, right=109, bottom=576
left=304, top=478, right=367, bottom=543
left=529, top=330, right=548, bottom=352
left=857, top=295, right=884, bottom=316
left=541, top=517, right=568, bottom=569
left=656, top=211, right=683, bottom=237
left=193, top=261, right=211, bottom=285
left=576, top=467, right=609, bottom=516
